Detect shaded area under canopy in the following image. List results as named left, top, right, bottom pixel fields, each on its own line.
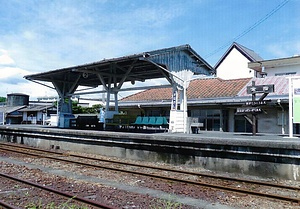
left=24, top=44, right=214, bottom=131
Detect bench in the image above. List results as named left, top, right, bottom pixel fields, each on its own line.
left=71, top=115, right=100, bottom=130
left=133, top=116, right=169, bottom=129
left=105, top=114, right=136, bottom=129
left=189, top=117, right=204, bottom=134
left=190, top=122, right=204, bottom=134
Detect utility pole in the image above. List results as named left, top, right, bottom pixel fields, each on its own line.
left=251, top=81, right=256, bottom=136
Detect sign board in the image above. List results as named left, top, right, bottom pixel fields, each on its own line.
left=172, top=90, right=177, bottom=110
left=0, top=112, right=3, bottom=125
left=247, top=84, right=274, bottom=94
left=245, top=100, right=268, bottom=106
left=293, top=87, right=300, bottom=123
left=236, top=107, right=262, bottom=115
left=288, top=77, right=300, bottom=137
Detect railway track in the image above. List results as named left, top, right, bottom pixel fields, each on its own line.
left=0, top=171, right=115, bottom=209
left=0, top=142, right=299, bottom=205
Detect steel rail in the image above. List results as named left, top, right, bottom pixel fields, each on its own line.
left=0, top=200, right=22, bottom=209
left=0, top=144, right=299, bottom=204
left=0, top=172, right=115, bottom=209
left=1, top=142, right=299, bottom=191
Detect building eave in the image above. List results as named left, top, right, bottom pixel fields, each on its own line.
left=118, top=94, right=289, bottom=109
left=249, top=56, right=300, bottom=71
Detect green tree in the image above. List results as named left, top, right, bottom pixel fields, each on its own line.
left=0, top=97, right=6, bottom=103
left=72, top=101, right=102, bottom=114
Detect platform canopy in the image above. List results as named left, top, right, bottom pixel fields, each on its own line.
left=25, top=45, right=213, bottom=95
left=24, top=44, right=214, bottom=131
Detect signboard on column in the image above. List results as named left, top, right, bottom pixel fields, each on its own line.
left=171, top=89, right=177, bottom=110
left=293, top=82, right=300, bottom=123
left=0, top=112, right=3, bottom=124
left=288, top=77, right=300, bottom=137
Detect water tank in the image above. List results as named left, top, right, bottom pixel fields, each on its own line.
left=7, top=93, right=29, bottom=106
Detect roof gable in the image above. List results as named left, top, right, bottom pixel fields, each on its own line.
left=215, top=42, right=263, bottom=69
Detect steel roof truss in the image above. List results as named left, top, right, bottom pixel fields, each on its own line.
left=26, top=79, right=56, bottom=90
left=52, top=81, right=63, bottom=98
left=96, top=73, right=108, bottom=91
left=117, top=65, right=135, bottom=90
left=68, top=74, right=81, bottom=95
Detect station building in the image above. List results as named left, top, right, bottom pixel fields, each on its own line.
left=119, top=76, right=291, bottom=134
left=119, top=43, right=300, bottom=135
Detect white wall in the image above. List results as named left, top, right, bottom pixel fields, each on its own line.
left=265, top=65, right=300, bottom=76
left=22, top=112, right=27, bottom=121
left=217, top=48, right=255, bottom=79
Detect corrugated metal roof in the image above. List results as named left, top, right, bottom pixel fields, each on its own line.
left=238, top=76, right=289, bottom=96
left=235, top=42, right=263, bottom=62
left=24, top=45, right=214, bottom=90
left=19, top=105, right=54, bottom=112
left=0, top=106, right=26, bottom=114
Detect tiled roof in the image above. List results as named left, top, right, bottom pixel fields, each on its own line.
left=121, top=88, right=173, bottom=102
left=121, top=77, right=251, bottom=102
left=188, top=77, right=251, bottom=98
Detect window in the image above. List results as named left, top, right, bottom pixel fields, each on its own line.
left=191, top=109, right=223, bottom=131
left=234, top=115, right=252, bottom=132
left=275, top=72, right=296, bottom=76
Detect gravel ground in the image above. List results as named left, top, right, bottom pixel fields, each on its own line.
left=0, top=148, right=300, bottom=209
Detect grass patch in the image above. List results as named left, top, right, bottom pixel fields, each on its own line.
left=25, top=197, right=88, bottom=209
left=150, top=196, right=182, bottom=209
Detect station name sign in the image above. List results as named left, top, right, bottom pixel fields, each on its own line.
left=245, top=100, right=269, bottom=106
left=236, top=107, right=262, bottom=114
left=247, top=84, right=274, bottom=94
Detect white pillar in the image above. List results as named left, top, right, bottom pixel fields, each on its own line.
left=105, top=89, right=110, bottom=113
left=114, top=92, right=119, bottom=112
left=288, top=77, right=293, bottom=138
left=183, top=81, right=187, bottom=133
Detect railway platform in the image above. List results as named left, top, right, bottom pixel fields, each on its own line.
left=0, top=125, right=299, bottom=181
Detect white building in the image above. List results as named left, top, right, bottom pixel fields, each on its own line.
left=248, top=55, right=300, bottom=77
left=215, top=42, right=263, bottom=79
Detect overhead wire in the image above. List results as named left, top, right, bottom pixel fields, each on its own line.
left=205, top=0, right=290, bottom=59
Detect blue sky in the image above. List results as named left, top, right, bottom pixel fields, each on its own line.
left=0, top=0, right=299, bottom=99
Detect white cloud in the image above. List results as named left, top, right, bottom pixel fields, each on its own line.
left=0, top=51, right=29, bottom=81
left=0, top=51, right=49, bottom=98
left=266, top=40, right=300, bottom=59
left=0, top=1, right=184, bottom=73
left=1, top=81, right=57, bottom=99
left=0, top=49, right=15, bottom=65
left=0, top=1, right=188, bottom=98
left=0, top=67, right=28, bottom=80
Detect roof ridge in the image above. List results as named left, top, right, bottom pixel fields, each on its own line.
left=214, top=42, right=263, bottom=69
left=222, top=77, right=252, bottom=82
left=233, top=42, right=263, bottom=61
